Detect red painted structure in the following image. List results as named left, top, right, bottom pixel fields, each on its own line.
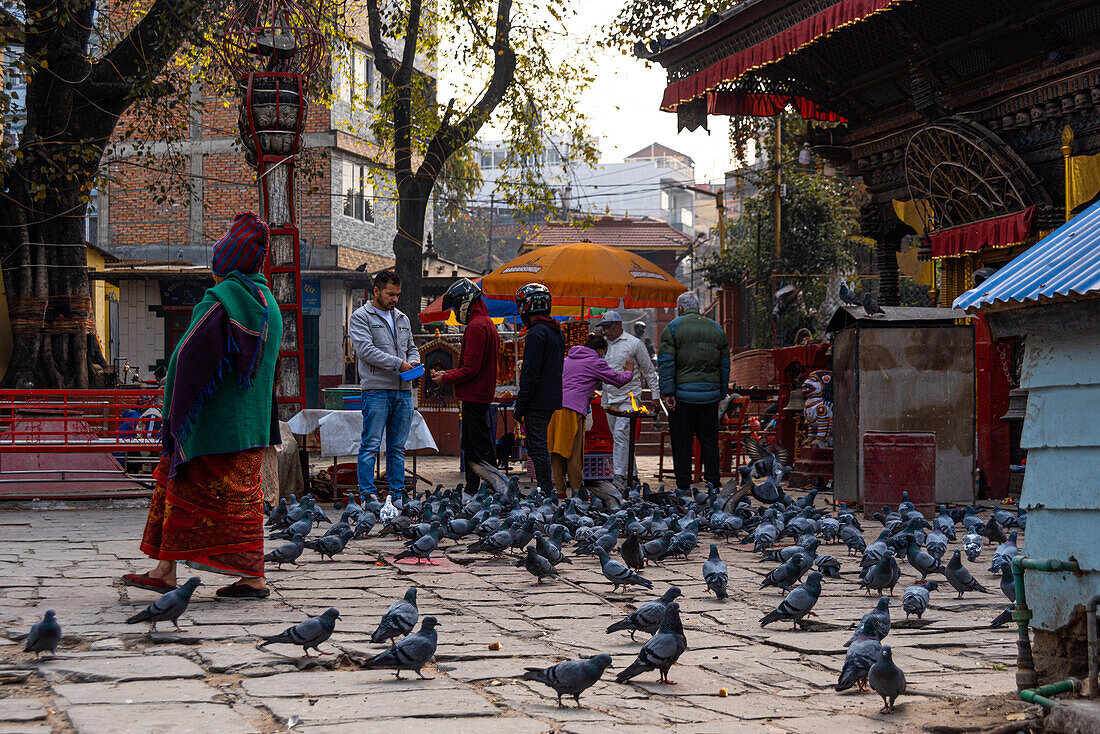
left=862, top=431, right=937, bottom=516
left=973, top=315, right=1012, bottom=498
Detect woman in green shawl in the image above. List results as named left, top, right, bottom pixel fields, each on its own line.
left=122, top=212, right=283, bottom=599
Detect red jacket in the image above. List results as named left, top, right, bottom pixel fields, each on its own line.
left=438, top=298, right=499, bottom=403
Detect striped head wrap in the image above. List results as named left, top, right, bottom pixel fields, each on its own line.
left=212, top=211, right=269, bottom=276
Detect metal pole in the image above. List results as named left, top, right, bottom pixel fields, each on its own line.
left=486, top=192, right=495, bottom=272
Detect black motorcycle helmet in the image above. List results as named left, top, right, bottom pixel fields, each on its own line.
left=441, top=278, right=482, bottom=325
left=515, top=283, right=551, bottom=325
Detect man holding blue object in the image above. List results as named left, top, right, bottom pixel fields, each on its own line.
left=349, top=270, right=420, bottom=500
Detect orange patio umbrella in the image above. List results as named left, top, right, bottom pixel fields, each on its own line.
left=480, top=241, right=686, bottom=312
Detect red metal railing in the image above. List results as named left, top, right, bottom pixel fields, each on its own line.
left=0, top=390, right=163, bottom=452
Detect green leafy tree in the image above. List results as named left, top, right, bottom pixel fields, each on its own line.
left=703, top=114, right=866, bottom=346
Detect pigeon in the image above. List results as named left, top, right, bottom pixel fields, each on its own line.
left=394, top=522, right=441, bottom=564
left=614, top=602, right=687, bottom=685
left=594, top=548, right=653, bottom=593
left=905, top=537, right=945, bottom=581
left=360, top=616, right=440, bottom=679
left=522, top=654, right=614, bottom=707
left=524, top=545, right=558, bottom=585
left=371, top=588, right=419, bottom=644
left=264, top=534, right=306, bottom=569
left=761, top=556, right=808, bottom=592
left=901, top=580, right=938, bottom=620
left=999, top=564, right=1017, bottom=603
left=991, top=606, right=1015, bottom=627
left=869, top=645, right=906, bottom=714
left=963, top=532, right=984, bottom=562
left=126, top=577, right=202, bottom=632
left=468, top=527, right=514, bottom=557
left=862, top=292, right=885, bottom=316
left=859, top=555, right=900, bottom=597
left=304, top=531, right=350, bottom=561
left=924, top=531, right=948, bottom=562
left=816, top=554, right=842, bottom=579
left=702, top=544, right=728, bottom=600
left=379, top=495, right=399, bottom=524
left=989, top=530, right=1019, bottom=574
left=535, top=531, right=571, bottom=566
left=266, top=498, right=289, bottom=528
left=945, top=549, right=988, bottom=598
left=760, top=571, right=823, bottom=630
left=836, top=619, right=883, bottom=692
left=620, top=531, right=645, bottom=571
left=259, top=608, right=341, bottom=657
left=605, top=587, right=683, bottom=641
left=839, top=281, right=860, bottom=306
left=845, top=596, right=890, bottom=646
left=269, top=513, right=315, bottom=541
left=24, top=610, right=61, bottom=659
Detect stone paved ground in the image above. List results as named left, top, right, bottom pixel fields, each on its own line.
left=0, top=458, right=1037, bottom=733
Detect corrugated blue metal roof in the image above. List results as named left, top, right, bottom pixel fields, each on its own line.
left=953, top=198, right=1100, bottom=311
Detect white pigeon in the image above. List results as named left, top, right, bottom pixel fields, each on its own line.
left=380, top=495, right=399, bottom=524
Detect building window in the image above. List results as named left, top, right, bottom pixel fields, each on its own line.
left=343, top=161, right=373, bottom=222
left=85, top=188, right=98, bottom=246
left=337, top=45, right=373, bottom=110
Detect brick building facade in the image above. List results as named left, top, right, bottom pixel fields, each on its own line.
left=95, top=35, right=433, bottom=406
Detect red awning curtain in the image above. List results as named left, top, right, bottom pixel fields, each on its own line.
left=660, top=0, right=907, bottom=114
left=928, top=206, right=1036, bottom=259
left=707, top=91, right=847, bottom=122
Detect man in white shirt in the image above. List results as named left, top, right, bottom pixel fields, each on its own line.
left=596, top=311, right=660, bottom=488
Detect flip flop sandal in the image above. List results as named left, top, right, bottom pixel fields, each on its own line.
left=121, top=573, right=177, bottom=592
left=216, top=583, right=271, bottom=599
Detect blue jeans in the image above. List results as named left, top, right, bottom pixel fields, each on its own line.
left=358, top=389, right=413, bottom=496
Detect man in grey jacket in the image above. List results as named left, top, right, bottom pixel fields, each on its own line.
left=349, top=270, right=421, bottom=500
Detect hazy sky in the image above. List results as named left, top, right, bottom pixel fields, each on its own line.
left=438, top=2, right=733, bottom=185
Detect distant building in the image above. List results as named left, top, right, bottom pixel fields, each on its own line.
left=475, top=139, right=697, bottom=236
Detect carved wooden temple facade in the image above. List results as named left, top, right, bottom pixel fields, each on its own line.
left=643, top=0, right=1100, bottom=497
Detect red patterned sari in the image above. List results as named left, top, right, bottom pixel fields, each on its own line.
left=140, top=448, right=266, bottom=578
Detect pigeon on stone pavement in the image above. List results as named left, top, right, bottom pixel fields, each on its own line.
left=963, top=532, right=984, bottom=562
left=901, top=580, right=938, bottom=620
left=620, top=531, right=645, bottom=571
left=859, top=555, right=900, bottom=597
left=535, top=531, right=571, bottom=566
left=594, top=548, right=653, bottom=593
left=304, top=530, right=351, bottom=561
left=945, top=550, right=988, bottom=598
left=259, top=608, right=341, bottom=657
left=845, top=596, right=890, bottom=646
left=760, top=571, right=823, bottom=630
left=990, top=606, right=1015, bottom=627
left=360, top=616, right=440, bottom=679
left=761, top=556, right=807, bottom=592
left=836, top=619, right=883, bottom=692
left=394, top=522, right=441, bottom=564
left=126, top=577, right=202, bottom=632
left=989, top=530, right=1019, bottom=574
left=522, top=654, right=613, bottom=707
left=905, top=537, right=945, bottom=581
left=269, top=513, right=315, bottom=541
left=614, top=602, right=687, bottom=685
left=605, top=587, right=683, bottom=640
left=999, top=564, right=1017, bottom=603
left=524, top=545, right=558, bottom=585
left=24, top=610, right=61, bottom=659
left=371, top=588, right=419, bottom=644
left=264, top=534, right=306, bottom=569
left=702, top=544, right=728, bottom=600
left=868, top=645, right=906, bottom=714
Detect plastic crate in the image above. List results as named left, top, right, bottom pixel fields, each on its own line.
left=526, top=452, right=613, bottom=482
left=343, top=395, right=364, bottom=410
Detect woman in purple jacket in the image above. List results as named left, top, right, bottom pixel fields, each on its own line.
left=547, top=333, right=633, bottom=498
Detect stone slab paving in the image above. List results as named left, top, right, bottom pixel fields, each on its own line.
left=0, top=480, right=1040, bottom=733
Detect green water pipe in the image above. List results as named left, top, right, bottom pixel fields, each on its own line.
left=1011, top=557, right=1081, bottom=691
left=1019, top=678, right=1082, bottom=709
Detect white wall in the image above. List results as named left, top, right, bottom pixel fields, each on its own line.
left=319, top=279, right=348, bottom=379
left=116, top=280, right=163, bottom=378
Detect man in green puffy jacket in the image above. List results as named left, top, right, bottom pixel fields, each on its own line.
left=658, top=292, right=730, bottom=490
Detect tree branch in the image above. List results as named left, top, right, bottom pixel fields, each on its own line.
left=364, top=0, right=399, bottom=81
left=397, top=0, right=422, bottom=83
left=418, top=0, right=515, bottom=183
left=87, top=0, right=217, bottom=101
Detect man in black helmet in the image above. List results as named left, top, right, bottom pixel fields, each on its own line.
left=431, top=279, right=507, bottom=492
left=513, top=283, right=564, bottom=493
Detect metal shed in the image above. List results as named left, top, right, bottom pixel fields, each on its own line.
left=826, top=306, right=975, bottom=509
